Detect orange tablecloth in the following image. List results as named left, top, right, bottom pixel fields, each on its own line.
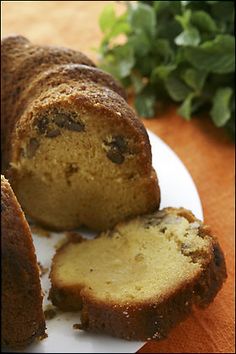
left=2, top=1, right=235, bottom=353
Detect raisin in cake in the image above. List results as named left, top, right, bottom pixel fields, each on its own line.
left=49, top=207, right=226, bottom=341
left=1, top=35, right=160, bottom=231
left=1, top=175, right=46, bottom=348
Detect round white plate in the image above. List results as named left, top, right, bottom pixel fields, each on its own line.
left=9, top=130, right=203, bottom=354
left=149, top=130, right=203, bottom=220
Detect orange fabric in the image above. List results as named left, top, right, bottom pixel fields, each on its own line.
left=138, top=109, right=235, bottom=353
left=2, top=2, right=235, bottom=352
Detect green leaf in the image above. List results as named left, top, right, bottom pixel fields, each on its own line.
left=210, top=1, right=234, bottom=22
left=182, top=68, right=208, bottom=91
left=175, top=27, right=200, bottom=47
left=135, top=55, right=157, bottom=76
left=100, top=45, right=135, bottom=79
left=153, top=39, right=174, bottom=61
left=129, top=32, right=151, bottom=57
left=131, top=73, right=144, bottom=94
left=165, top=74, right=191, bottom=101
left=167, top=1, right=182, bottom=15
left=99, top=5, right=116, bottom=33
left=107, top=21, right=130, bottom=40
left=191, top=10, right=217, bottom=32
left=156, top=19, right=182, bottom=41
left=177, top=92, right=197, bottom=120
left=185, top=35, right=235, bottom=73
left=113, top=45, right=135, bottom=78
left=175, top=9, right=192, bottom=29
left=152, top=64, right=177, bottom=80
left=128, top=2, right=156, bottom=37
left=154, top=1, right=181, bottom=15
left=100, top=11, right=130, bottom=44
left=153, top=1, right=170, bottom=15
left=135, top=89, right=156, bottom=117
left=210, top=87, right=233, bottom=127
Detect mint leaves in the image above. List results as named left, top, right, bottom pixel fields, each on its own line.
left=98, top=1, right=235, bottom=139
left=211, top=87, right=233, bottom=127
left=185, top=35, right=235, bottom=74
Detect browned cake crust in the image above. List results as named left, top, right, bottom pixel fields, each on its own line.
left=1, top=175, right=46, bottom=348
left=1, top=35, right=92, bottom=168
left=1, top=35, right=160, bottom=231
left=1, top=35, right=125, bottom=170
left=78, top=242, right=226, bottom=340
left=49, top=208, right=227, bottom=341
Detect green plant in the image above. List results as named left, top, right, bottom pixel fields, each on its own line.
left=98, top=1, right=235, bottom=139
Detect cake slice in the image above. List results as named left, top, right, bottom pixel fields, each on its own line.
left=49, top=207, right=226, bottom=341
left=1, top=175, right=46, bottom=348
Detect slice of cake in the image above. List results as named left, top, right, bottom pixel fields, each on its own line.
left=1, top=175, right=46, bottom=348
left=49, top=207, right=226, bottom=341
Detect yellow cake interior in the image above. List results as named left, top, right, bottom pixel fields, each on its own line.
left=52, top=211, right=211, bottom=303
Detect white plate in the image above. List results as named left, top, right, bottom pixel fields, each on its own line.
left=9, top=130, right=203, bottom=353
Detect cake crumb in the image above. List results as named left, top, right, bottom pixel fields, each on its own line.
left=44, top=305, right=57, bottom=320
left=54, top=232, right=83, bottom=250
left=73, top=323, right=82, bottom=330
left=38, top=262, right=49, bottom=277
left=39, top=332, right=48, bottom=341
left=65, top=231, right=84, bottom=243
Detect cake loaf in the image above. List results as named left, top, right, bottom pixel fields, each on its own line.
left=49, top=207, right=226, bottom=341
left=1, top=35, right=160, bottom=231
left=1, top=175, right=46, bottom=348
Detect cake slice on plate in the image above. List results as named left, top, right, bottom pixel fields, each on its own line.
left=49, top=207, right=226, bottom=340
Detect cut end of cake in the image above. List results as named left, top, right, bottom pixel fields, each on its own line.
left=49, top=207, right=226, bottom=340
left=9, top=95, right=160, bottom=231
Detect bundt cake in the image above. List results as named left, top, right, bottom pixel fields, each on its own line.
left=49, top=207, right=226, bottom=341
left=1, top=175, right=46, bottom=348
left=1, top=35, right=160, bottom=231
